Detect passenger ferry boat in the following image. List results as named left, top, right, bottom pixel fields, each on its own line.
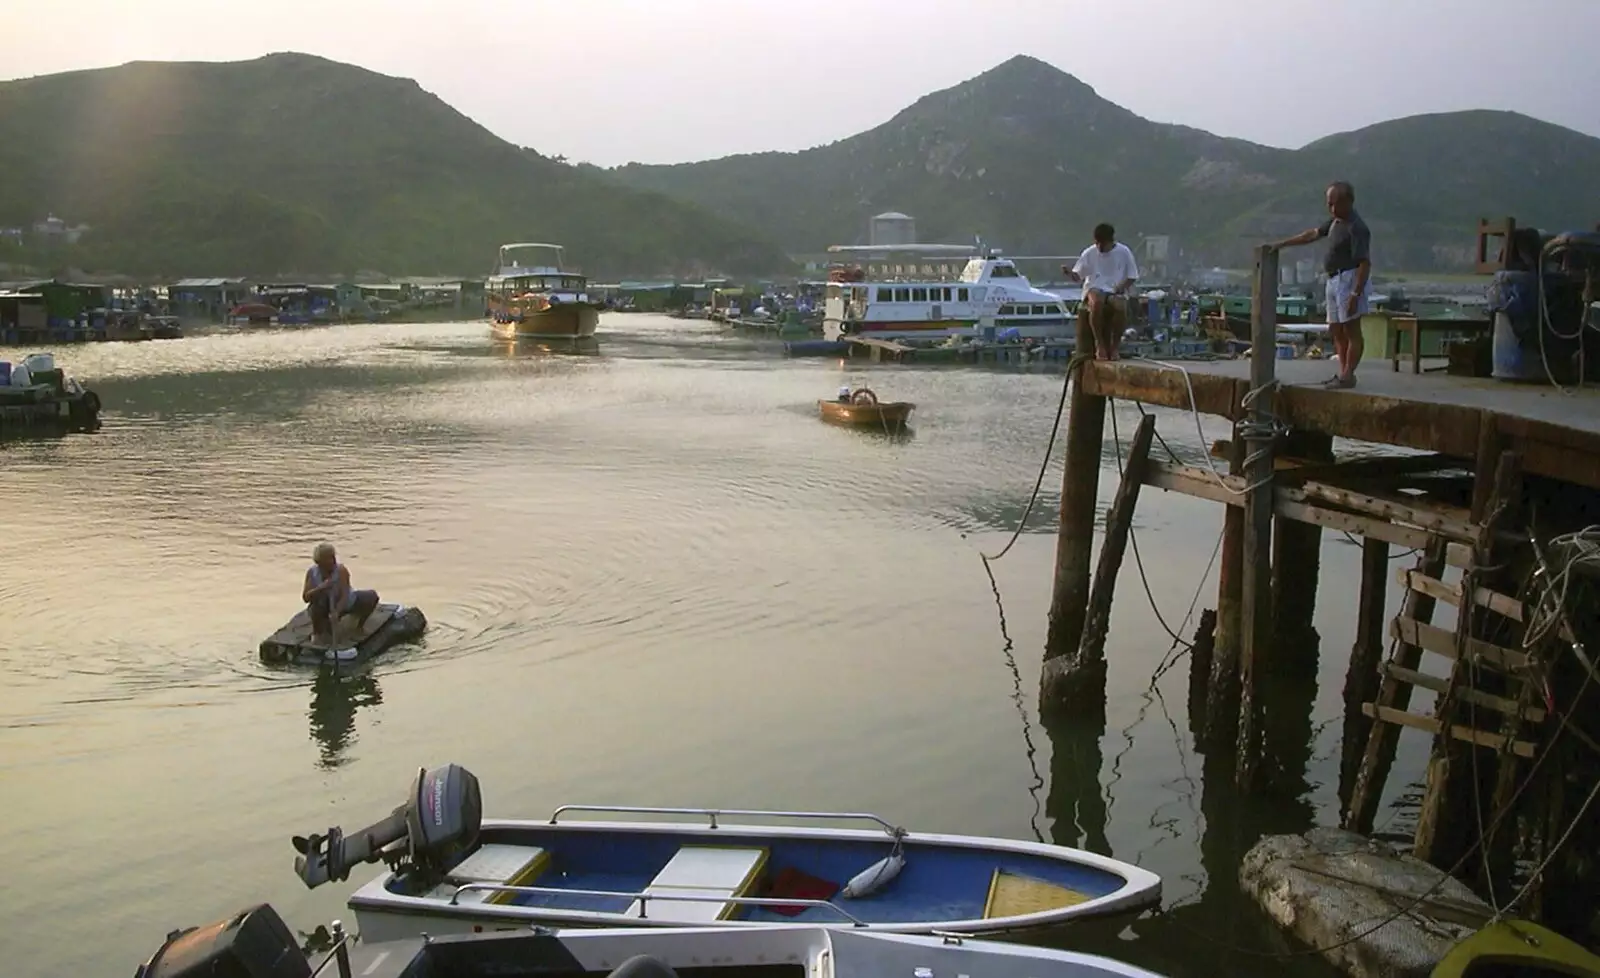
left=486, top=243, right=602, bottom=340
left=822, top=248, right=1073, bottom=343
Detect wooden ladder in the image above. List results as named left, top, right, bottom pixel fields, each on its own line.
left=1344, top=545, right=1546, bottom=834
left=1345, top=451, right=1547, bottom=844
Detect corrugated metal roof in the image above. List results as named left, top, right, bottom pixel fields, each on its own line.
left=172, top=277, right=246, bottom=287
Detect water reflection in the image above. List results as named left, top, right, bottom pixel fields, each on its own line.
left=307, top=667, right=384, bottom=769
left=1043, top=706, right=1112, bottom=855
left=490, top=336, right=602, bottom=359
left=981, top=557, right=1047, bottom=843
left=820, top=423, right=917, bottom=445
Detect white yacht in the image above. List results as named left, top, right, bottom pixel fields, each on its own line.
left=822, top=248, right=1073, bottom=343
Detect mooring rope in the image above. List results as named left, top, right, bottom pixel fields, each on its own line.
left=978, top=352, right=1091, bottom=564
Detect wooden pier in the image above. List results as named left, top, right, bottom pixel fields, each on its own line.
left=1042, top=243, right=1600, bottom=956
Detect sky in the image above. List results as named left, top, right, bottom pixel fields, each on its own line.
left=6, top=0, right=1600, bottom=167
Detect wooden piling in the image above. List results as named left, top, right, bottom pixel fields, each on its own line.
left=1201, top=438, right=1246, bottom=750
left=1272, top=432, right=1332, bottom=642
left=1339, top=536, right=1391, bottom=814
left=1076, top=413, right=1157, bottom=670
left=1235, top=244, right=1280, bottom=790
left=1042, top=360, right=1108, bottom=706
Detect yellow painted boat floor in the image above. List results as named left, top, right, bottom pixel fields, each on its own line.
left=983, top=869, right=1090, bottom=919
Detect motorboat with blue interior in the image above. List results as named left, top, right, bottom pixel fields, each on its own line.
left=822, top=246, right=1073, bottom=344
left=136, top=902, right=1168, bottom=978
left=291, top=765, right=1161, bottom=944
left=487, top=243, right=603, bottom=340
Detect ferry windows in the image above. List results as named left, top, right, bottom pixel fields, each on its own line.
left=877, top=287, right=894, bottom=302
left=958, top=288, right=969, bottom=302
left=894, top=288, right=910, bottom=302
left=991, top=265, right=1018, bottom=278
left=911, top=288, right=928, bottom=302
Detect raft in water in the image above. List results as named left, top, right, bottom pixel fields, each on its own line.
left=259, top=602, right=427, bottom=666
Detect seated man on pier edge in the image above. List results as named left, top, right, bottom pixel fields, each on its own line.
left=1065, top=223, right=1141, bottom=361
left=302, top=542, right=380, bottom=645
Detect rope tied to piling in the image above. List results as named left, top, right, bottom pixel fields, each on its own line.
left=979, top=352, right=1095, bottom=564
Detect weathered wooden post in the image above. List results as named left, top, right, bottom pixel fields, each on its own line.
left=1273, top=432, right=1332, bottom=638
left=1201, top=437, right=1246, bottom=751
left=1339, top=536, right=1391, bottom=813
left=1042, top=358, right=1107, bottom=709
left=1076, top=413, right=1157, bottom=668
left=1235, top=244, right=1279, bottom=790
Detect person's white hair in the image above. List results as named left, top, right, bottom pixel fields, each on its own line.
left=312, top=542, right=336, bottom=562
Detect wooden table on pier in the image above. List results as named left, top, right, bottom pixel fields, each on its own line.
left=1387, top=316, right=1493, bottom=374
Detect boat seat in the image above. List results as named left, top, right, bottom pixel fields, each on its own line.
left=625, top=845, right=769, bottom=923
left=426, top=843, right=551, bottom=906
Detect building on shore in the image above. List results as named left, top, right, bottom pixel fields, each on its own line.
left=868, top=211, right=917, bottom=247
left=169, top=278, right=253, bottom=322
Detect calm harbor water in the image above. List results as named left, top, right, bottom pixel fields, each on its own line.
left=0, top=316, right=1424, bottom=977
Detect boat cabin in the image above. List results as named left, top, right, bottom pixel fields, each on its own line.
left=492, top=274, right=589, bottom=295
left=496, top=243, right=576, bottom=275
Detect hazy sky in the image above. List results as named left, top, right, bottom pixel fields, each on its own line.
left=7, top=0, right=1599, bottom=167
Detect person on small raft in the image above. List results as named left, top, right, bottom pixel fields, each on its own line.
left=302, top=543, right=379, bottom=645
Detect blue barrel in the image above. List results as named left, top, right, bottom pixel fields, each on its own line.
left=1491, top=311, right=1549, bottom=381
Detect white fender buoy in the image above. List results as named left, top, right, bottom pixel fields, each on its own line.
left=839, top=852, right=905, bottom=899
left=325, top=647, right=358, bottom=662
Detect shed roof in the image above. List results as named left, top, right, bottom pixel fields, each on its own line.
left=172, top=277, right=247, bottom=288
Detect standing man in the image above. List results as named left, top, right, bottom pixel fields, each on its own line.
left=1064, top=223, right=1140, bottom=361
left=1271, top=181, right=1372, bottom=388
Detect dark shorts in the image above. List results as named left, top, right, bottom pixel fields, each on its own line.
left=309, top=589, right=377, bottom=620
left=1078, top=293, right=1129, bottom=333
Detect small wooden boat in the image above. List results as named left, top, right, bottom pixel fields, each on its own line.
left=819, top=388, right=914, bottom=430
left=258, top=602, right=427, bottom=666
left=146, top=315, right=184, bottom=340
left=289, top=765, right=1161, bottom=943
left=1430, top=919, right=1600, bottom=977
left=139, top=902, right=1168, bottom=978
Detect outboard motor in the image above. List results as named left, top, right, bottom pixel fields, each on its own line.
left=294, top=763, right=482, bottom=889
left=136, top=904, right=310, bottom=978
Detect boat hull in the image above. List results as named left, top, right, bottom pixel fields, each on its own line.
left=339, top=922, right=1167, bottom=978
left=346, top=816, right=1161, bottom=943
left=823, top=320, right=1071, bottom=343
left=819, top=400, right=914, bottom=429
left=490, top=304, right=600, bottom=340
left=258, top=603, right=427, bottom=667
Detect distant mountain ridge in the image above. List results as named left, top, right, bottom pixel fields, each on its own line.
left=612, top=55, right=1600, bottom=271
left=0, top=54, right=793, bottom=279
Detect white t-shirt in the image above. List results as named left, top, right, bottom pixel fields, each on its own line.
left=1072, top=242, right=1140, bottom=294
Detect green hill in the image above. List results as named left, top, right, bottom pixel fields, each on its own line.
left=0, top=54, right=793, bottom=279
left=613, top=56, right=1600, bottom=270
